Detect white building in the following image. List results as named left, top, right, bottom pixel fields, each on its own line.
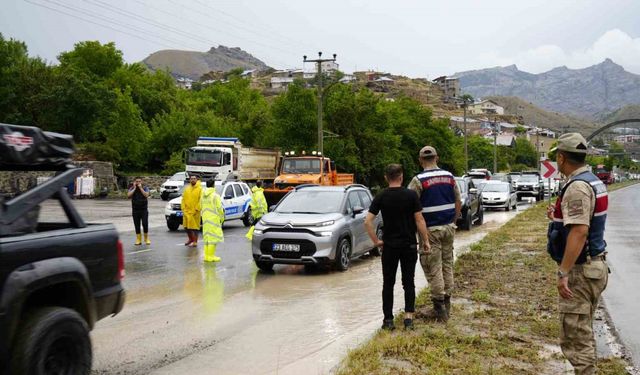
left=270, top=76, right=295, bottom=89
left=176, top=77, right=194, bottom=90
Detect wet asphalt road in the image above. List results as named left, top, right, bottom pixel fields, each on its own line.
left=83, top=199, right=534, bottom=375
left=602, top=183, right=640, bottom=368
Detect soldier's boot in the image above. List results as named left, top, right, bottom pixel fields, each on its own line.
left=432, top=298, right=449, bottom=323
left=444, top=295, right=451, bottom=316
left=134, top=233, right=142, bottom=246
left=144, top=233, right=151, bottom=245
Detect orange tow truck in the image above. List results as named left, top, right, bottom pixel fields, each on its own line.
left=263, top=151, right=354, bottom=206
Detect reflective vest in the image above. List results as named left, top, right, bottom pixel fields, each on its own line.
left=416, top=168, right=457, bottom=227
left=201, top=187, right=225, bottom=244
left=250, top=186, right=268, bottom=219
left=547, top=171, right=607, bottom=264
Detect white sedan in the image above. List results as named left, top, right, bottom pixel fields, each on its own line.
left=481, top=181, right=518, bottom=211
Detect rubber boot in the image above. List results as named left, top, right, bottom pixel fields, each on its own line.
left=204, top=244, right=213, bottom=262
left=432, top=298, right=449, bottom=323
left=210, top=244, right=221, bottom=262
left=444, top=295, right=451, bottom=316
left=185, top=231, right=193, bottom=246
left=190, top=231, right=198, bottom=247
left=135, top=233, right=142, bottom=246
left=144, top=233, right=151, bottom=245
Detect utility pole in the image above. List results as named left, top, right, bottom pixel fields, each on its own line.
left=303, top=52, right=337, bottom=158
left=493, top=118, right=498, bottom=173
left=462, top=100, right=469, bottom=173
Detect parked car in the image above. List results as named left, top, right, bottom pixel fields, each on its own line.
left=516, top=173, right=544, bottom=201
left=164, top=180, right=254, bottom=230
left=469, top=168, right=492, bottom=179
left=251, top=184, right=382, bottom=272
left=160, top=172, right=186, bottom=201
left=1, top=124, right=125, bottom=375
left=455, top=177, right=483, bottom=230
left=481, top=180, right=518, bottom=211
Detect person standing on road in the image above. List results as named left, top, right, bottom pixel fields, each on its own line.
left=182, top=175, right=203, bottom=247
left=127, top=177, right=150, bottom=246
left=201, top=179, right=225, bottom=262
left=365, top=164, right=431, bottom=331
left=546, top=133, right=609, bottom=375
left=246, top=180, right=268, bottom=240
left=408, top=146, right=461, bottom=322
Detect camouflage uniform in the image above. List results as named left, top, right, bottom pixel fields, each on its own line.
left=558, top=166, right=608, bottom=375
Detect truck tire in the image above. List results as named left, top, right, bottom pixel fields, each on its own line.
left=255, top=260, right=274, bottom=272
left=167, top=220, right=180, bottom=231
left=334, top=237, right=351, bottom=271
left=11, top=307, right=92, bottom=375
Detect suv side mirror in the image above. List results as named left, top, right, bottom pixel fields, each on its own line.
left=469, top=188, right=478, bottom=195
left=269, top=205, right=276, bottom=212
left=352, top=206, right=364, bottom=217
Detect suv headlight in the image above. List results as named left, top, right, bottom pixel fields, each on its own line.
left=165, top=203, right=172, bottom=210
left=259, top=219, right=267, bottom=225
left=318, top=231, right=333, bottom=237
left=319, top=220, right=335, bottom=227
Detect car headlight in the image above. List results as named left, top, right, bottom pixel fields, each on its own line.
left=318, top=231, right=333, bottom=237
left=259, top=219, right=266, bottom=225
left=253, top=229, right=263, bottom=235
left=165, top=203, right=172, bottom=210
left=319, top=220, right=335, bottom=227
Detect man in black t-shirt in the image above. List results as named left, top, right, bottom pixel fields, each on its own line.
left=365, top=164, right=430, bottom=330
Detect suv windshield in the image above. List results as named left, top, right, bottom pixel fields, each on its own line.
left=187, top=149, right=223, bottom=166
left=282, top=158, right=321, bottom=174
left=483, top=183, right=509, bottom=192
left=170, top=172, right=186, bottom=181
left=520, top=175, right=539, bottom=182
left=276, top=190, right=343, bottom=214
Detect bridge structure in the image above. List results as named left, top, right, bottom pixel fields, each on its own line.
left=586, top=119, right=640, bottom=142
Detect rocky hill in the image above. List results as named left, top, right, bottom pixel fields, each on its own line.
left=143, top=46, right=270, bottom=80
left=486, top=96, right=598, bottom=135
left=454, top=59, right=640, bottom=119
left=597, top=104, right=640, bottom=124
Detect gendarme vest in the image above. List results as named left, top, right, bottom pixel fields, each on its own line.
left=547, top=170, right=607, bottom=264
left=416, top=168, right=457, bottom=227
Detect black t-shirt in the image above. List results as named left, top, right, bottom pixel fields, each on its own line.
left=369, top=187, right=422, bottom=248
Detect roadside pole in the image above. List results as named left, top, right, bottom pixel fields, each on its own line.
left=540, top=160, right=558, bottom=204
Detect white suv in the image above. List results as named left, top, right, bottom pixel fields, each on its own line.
left=164, top=180, right=254, bottom=231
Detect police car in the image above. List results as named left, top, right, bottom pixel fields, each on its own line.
left=164, top=180, right=253, bottom=231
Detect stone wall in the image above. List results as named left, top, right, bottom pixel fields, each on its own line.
left=125, top=176, right=172, bottom=192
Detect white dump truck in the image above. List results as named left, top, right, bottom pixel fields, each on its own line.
left=185, top=137, right=280, bottom=183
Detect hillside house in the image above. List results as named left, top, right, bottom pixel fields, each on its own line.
left=176, top=77, right=194, bottom=90
left=468, top=100, right=505, bottom=115
left=432, top=76, right=460, bottom=101
left=484, top=134, right=516, bottom=147
left=614, top=134, right=640, bottom=143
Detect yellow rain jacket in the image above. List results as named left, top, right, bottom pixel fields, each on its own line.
left=201, top=187, right=225, bottom=245
left=249, top=186, right=268, bottom=220
left=182, top=182, right=203, bottom=230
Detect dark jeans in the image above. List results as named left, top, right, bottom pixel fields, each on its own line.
left=381, top=245, right=418, bottom=320
left=132, top=209, right=149, bottom=234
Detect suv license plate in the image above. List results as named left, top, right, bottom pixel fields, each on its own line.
left=273, top=243, right=300, bottom=252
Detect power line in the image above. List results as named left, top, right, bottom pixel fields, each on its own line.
left=24, top=0, right=179, bottom=50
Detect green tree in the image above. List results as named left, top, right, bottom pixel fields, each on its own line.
left=265, top=80, right=317, bottom=151
left=105, top=88, right=150, bottom=169
left=58, top=41, right=123, bottom=78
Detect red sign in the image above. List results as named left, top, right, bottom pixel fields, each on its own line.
left=540, top=160, right=558, bottom=179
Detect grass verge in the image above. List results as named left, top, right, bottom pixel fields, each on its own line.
left=337, top=200, right=632, bottom=375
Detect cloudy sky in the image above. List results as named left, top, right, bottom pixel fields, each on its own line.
left=3, top=0, right=640, bottom=77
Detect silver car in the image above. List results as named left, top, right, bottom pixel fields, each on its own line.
left=251, top=185, right=382, bottom=272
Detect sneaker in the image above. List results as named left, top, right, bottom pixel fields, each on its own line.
left=403, top=318, right=414, bottom=330
left=381, top=319, right=395, bottom=331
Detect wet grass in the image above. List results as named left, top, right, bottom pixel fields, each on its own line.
left=337, top=202, right=633, bottom=374
left=608, top=179, right=640, bottom=192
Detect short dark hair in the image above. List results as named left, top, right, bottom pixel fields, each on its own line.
left=419, top=155, right=437, bottom=162
left=134, top=177, right=142, bottom=181
left=256, top=180, right=263, bottom=188
left=206, top=179, right=215, bottom=187
left=385, top=164, right=403, bottom=181
left=559, top=150, right=586, bottom=165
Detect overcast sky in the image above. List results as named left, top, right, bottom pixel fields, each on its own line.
left=3, top=0, right=640, bottom=77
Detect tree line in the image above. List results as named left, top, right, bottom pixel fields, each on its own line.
left=1, top=35, right=542, bottom=187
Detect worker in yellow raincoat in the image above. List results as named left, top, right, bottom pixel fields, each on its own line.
left=182, top=175, right=203, bottom=247
left=246, top=180, right=268, bottom=240
left=201, top=179, right=225, bottom=262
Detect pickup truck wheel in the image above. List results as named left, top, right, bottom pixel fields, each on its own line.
left=11, top=307, right=91, bottom=375
left=161, top=192, right=170, bottom=201
left=255, top=260, right=274, bottom=272
left=334, top=238, right=351, bottom=271
left=167, top=220, right=180, bottom=231
left=461, top=210, right=472, bottom=230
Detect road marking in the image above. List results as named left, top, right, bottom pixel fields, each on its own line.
left=129, top=249, right=153, bottom=255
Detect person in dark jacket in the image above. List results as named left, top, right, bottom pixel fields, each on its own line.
left=128, top=177, right=150, bottom=246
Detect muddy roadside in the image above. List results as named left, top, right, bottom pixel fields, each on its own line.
left=336, top=183, right=639, bottom=375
